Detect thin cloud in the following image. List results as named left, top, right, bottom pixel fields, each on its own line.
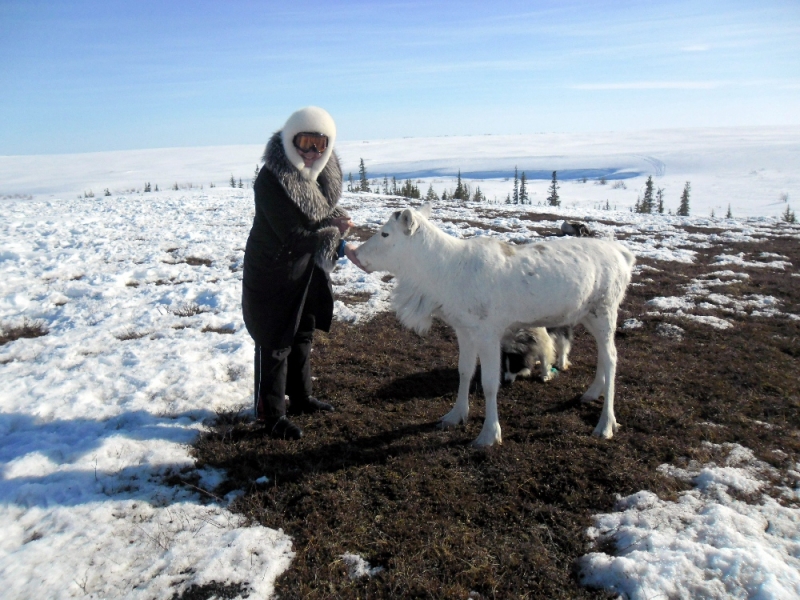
left=572, top=79, right=796, bottom=91
left=571, top=81, right=727, bottom=90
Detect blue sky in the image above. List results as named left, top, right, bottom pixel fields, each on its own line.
left=1, top=0, right=799, bottom=155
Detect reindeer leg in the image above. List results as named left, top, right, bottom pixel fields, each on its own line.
left=440, top=328, right=475, bottom=428
left=581, top=313, right=619, bottom=439
left=473, top=337, right=503, bottom=447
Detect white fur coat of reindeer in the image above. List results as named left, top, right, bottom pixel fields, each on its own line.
left=354, top=205, right=635, bottom=446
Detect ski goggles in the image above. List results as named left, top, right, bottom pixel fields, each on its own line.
left=293, top=132, right=329, bottom=154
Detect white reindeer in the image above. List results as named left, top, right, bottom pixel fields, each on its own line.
left=354, top=205, right=635, bottom=447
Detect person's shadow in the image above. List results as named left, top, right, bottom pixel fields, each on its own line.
left=0, top=408, right=218, bottom=508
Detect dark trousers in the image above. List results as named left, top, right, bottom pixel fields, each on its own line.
left=254, top=313, right=315, bottom=421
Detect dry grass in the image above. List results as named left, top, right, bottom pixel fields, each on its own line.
left=337, top=291, right=373, bottom=305
left=192, top=229, right=800, bottom=599
left=185, top=256, right=213, bottom=267
left=0, top=318, right=49, bottom=346
left=171, top=302, right=210, bottom=318
left=115, top=328, right=150, bottom=341
left=201, top=325, right=236, bottom=335
left=171, top=581, right=250, bottom=600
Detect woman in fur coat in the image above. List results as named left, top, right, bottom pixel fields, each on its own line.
left=242, top=107, right=361, bottom=440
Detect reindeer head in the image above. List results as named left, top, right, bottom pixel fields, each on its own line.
left=354, top=204, right=431, bottom=273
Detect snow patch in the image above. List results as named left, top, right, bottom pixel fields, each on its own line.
left=580, top=443, right=800, bottom=600
left=340, top=553, right=384, bottom=579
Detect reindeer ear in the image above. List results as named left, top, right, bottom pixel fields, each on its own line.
left=418, top=203, right=432, bottom=218
left=400, top=208, right=419, bottom=236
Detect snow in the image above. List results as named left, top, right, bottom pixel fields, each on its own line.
left=0, top=190, right=294, bottom=599
left=2, top=126, right=799, bottom=220
left=622, top=318, right=644, bottom=330
left=340, top=553, right=384, bottom=579
left=1, top=126, right=799, bottom=598
left=644, top=255, right=799, bottom=328
left=580, top=444, right=800, bottom=600
left=714, top=253, right=793, bottom=270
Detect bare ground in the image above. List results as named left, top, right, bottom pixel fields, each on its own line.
left=191, top=226, right=800, bottom=599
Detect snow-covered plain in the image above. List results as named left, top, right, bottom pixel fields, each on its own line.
left=2, top=126, right=799, bottom=219
left=1, top=127, right=799, bottom=598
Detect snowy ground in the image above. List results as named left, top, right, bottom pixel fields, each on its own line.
left=1, top=128, right=799, bottom=598
left=2, top=126, right=798, bottom=219
left=580, top=443, right=800, bottom=600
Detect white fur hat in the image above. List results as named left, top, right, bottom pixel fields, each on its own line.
left=281, top=106, right=337, bottom=181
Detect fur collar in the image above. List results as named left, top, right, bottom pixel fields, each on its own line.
left=262, top=131, right=343, bottom=223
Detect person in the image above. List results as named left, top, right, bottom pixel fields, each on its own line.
left=242, top=106, right=362, bottom=440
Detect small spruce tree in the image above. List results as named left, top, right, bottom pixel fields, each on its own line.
left=358, top=159, right=369, bottom=192
left=238, top=178, right=243, bottom=189
left=104, top=188, right=111, bottom=196
left=781, top=205, right=796, bottom=223
left=252, top=165, right=260, bottom=186
left=641, top=176, right=654, bottom=213
left=400, top=179, right=421, bottom=199
left=656, top=188, right=664, bottom=214
left=513, top=167, right=519, bottom=205
left=677, top=181, right=691, bottom=216
left=383, top=176, right=389, bottom=195
left=454, top=169, right=466, bottom=201
left=154, top=184, right=159, bottom=192
left=726, top=204, right=733, bottom=219
left=547, top=171, right=560, bottom=206
left=519, top=172, right=528, bottom=204
left=425, top=184, right=439, bottom=202
left=229, top=174, right=236, bottom=188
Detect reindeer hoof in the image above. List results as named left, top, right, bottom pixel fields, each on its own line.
left=471, top=425, right=502, bottom=447
left=439, top=408, right=467, bottom=429
left=471, top=437, right=502, bottom=448
left=591, top=421, right=619, bottom=439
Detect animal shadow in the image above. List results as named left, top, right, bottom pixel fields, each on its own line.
left=374, top=367, right=459, bottom=401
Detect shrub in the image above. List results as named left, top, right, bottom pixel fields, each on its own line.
left=0, top=318, right=49, bottom=346
left=170, top=302, right=209, bottom=317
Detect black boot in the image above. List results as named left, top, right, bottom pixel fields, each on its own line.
left=287, top=396, right=334, bottom=415
left=264, top=415, right=303, bottom=440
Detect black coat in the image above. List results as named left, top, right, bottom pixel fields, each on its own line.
left=242, top=131, right=348, bottom=349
